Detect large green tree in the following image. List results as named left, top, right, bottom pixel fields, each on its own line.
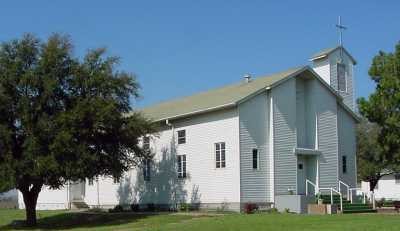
left=358, top=42, right=400, bottom=189
left=356, top=118, right=390, bottom=191
left=0, top=34, right=154, bottom=226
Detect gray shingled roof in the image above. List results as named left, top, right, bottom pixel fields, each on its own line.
left=310, top=46, right=357, bottom=64
left=139, top=66, right=306, bottom=121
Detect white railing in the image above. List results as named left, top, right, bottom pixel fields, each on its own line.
left=349, top=188, right=367, bottom=204
left=338, top=180, right=350, bottom=199
left=319, top=187, right=343, bottom=211
left=306, top=179, right=318, bottom=196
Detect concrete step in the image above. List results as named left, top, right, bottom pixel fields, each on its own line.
left=71, top=201, right=89, bottom=209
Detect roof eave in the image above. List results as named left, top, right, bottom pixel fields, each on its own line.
left=148, top=102, right=237, bottom=123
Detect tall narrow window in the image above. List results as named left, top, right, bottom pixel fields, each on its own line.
left=215, top=142, right=226, bottom=168
left=143, top=136, right=150, bottom=150
left=342, top=155, right=347, bottom=174
left=395, top=174, right=400, bottom=185
left=177, top=155, right=187, bottom=178
left=337, top=63, right=346, bottom=92
left=177, top=130, right=186, bottom=144
left=143, top=159, right=151, bottom=181
left=252, top=149, right=259, bottom=169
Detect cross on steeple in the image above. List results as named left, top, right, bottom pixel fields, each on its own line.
left=336, top=16, right=347, bottom=46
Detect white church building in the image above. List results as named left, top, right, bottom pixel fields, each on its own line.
left=0, top=46, right=359, bottom=212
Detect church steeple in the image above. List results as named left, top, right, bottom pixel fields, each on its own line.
left=310, top=46, right=357, bottom=111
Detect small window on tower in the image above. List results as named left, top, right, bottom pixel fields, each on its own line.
left=337, top=63, right=346, bottom=92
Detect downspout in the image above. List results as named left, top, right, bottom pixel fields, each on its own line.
left=268, top=89, right=275, bottom=204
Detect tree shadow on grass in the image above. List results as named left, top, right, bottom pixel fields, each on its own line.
left=0, top=211, right=158, bottom=230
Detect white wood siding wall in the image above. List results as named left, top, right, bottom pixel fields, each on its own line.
left=311, top=79, right=339, bottom=189
left=272, top=78, right=297, bottom=195
left=238, top=91, right=270, bottom=203
left=103, top=108, right=241, bottom=208
left=338, top=106, right=357, bottom=188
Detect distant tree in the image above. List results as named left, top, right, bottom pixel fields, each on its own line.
left=356, top=118, right=391, bottom=191
left=358, top=41, right=400, bottom=190
left=0, top=34, right=155, bottom=226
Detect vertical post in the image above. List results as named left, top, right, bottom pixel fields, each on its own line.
left=97, top=178, right=100, bottom=208
left=372, top=192, right=376, bottom=209
left=340, top=194, right=343, bottom=211
left=330, top=189, right=333, bottom=204
left=350, top=190, right=353, bottom=204
left=306, top=180, right=308, bottom=195
left=363, top=192, right=366, bottom=204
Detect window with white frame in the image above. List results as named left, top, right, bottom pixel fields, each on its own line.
left=395, top=174, right=400, bottom=184
left=177, top=130, right=186, bottom=144
left=252, top=148, right=259, bottom=169
left=143, top=159, right=151, bottom=181
left=177, top=155, right=186, bottom=178
left=337, top=63, right=346, bottom=92
left=215, top=142, right=226, bottom=168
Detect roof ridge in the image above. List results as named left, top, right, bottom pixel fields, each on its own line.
left=138, top=66, right=305, bottom=121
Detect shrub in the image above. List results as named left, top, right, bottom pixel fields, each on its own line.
left=146, top=203, right=155, bottom=212
left=268, top=207, right=279, bottom=214
left=130, top=203, right=140, bottom=212
left=179, top=203, right=190, bottom=212
left=284, top=208, right=290, bottom=213
left=109, top=204, right=124, bottom=213
left=244, top=203, right=258, bottom=214
left=217, top=201, right=229, bottom=213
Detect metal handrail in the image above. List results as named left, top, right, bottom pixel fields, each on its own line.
left=338, top=180, right=350, bottom=199
left=306, top=179, right=318, bottom=195
left=319, top=187, right=343, bottom=211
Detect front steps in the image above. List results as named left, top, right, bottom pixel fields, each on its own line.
left=70, top=200, right=89, bottom=210
left=319, top=195, right=376, bottom=214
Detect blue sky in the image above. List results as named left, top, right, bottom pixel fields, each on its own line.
left=1, top=1, right=399, bottom=108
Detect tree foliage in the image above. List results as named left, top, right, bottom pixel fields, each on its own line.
left=0, top=34, right=155, bottom=225
left=358, top=42, right=400, bottom=190
left=356, top=118, right=389, bottom=191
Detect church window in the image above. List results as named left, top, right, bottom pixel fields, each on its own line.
left=337, top=63, right=346, bottom=92
left=342, top=155, right=347, bottom=174
left=177, top=155, right=187, bottom=178
left=215, top=142, right=226, bottom=168
left=143, top=159, right=151, bottom=181
left=252, top=149, right=259, bottom=169
left=177, top=130, right=186, bottom=144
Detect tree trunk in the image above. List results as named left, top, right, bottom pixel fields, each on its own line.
left=369, top=176, right=380, bottom=192
left=20, top=184, right=42, bottom=226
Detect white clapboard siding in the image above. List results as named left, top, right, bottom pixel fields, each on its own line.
left=337, top=106, right=357, bottom=188
left=238, top=91, right=270, bottom=203
left=272, top=78, right=297, bottom=195
left=311, top=78, right=339, bottom=189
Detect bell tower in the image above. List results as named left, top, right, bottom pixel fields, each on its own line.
left=310, top=17, right=357, bottom=111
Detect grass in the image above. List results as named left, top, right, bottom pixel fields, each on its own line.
left=1, top=209, right=400, bottom=231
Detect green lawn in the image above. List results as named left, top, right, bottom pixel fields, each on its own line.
left=1, top=209, right=399, bottom=231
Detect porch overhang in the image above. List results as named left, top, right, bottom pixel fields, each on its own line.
left=293, top=148, right=322, bottom=156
